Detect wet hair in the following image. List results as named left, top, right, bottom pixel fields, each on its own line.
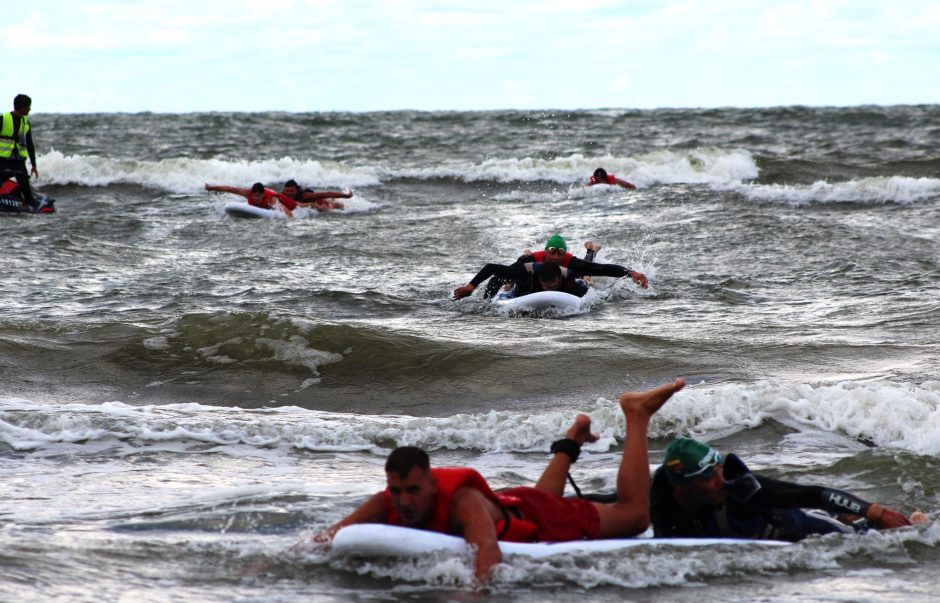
left=385, top=446, right=430, bottom=478
left=13, top=94, right=31, bottom=111
left=538, top=262, right=562, bottom=283
left=250, top=182, right=265, bottom=193
left=592, top=168, right=608, bottom=182
left=284, top=179, right=299, bottom=189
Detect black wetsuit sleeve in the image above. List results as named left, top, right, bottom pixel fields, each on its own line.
left=468, top=263, right=528, bottom=288
left=749, top=476, right=872, bottom=516
left=567, top=257, right=633, bottom=279
left=26, top=128, right=36, bottom=167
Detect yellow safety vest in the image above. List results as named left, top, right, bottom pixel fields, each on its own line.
left=0, top=113, right=30, bottom=160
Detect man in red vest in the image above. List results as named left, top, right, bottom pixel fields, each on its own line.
left=314, top=378, right=686, bottom=585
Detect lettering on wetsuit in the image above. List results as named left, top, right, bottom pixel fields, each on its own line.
left=827, top=492, right=863, bottom=514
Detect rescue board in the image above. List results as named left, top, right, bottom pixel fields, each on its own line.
left=491, top=290, right=591, bottom=314
left=332, top=524, right=790, bottom=559
left=223, top=201, right=288, bottom=220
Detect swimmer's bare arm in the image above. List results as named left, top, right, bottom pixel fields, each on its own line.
left=205, top=184, right=250, bottom=195
left=300, top=190, right=354, bottom=201
left=613, top=177, right=637, bottom=190
left=450, top=487, right=502, bottom=586
left=311, top=491, right=387, bottom=544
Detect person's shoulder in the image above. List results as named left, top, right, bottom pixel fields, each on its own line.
left=649, top=466, right=676, bottom=507
left=722, top=453, right=752, bottom=478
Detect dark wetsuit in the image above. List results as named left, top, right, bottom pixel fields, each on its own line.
left=648, top=454, right=874, bottom=542
left=481, top=248, right=600, bottom=299
left=475, top=255, right=633, bottom=299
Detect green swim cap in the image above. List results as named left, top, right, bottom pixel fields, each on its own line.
left=544, top=234, right=567, bottom=252
left=663, top=438, right=722, bottom=484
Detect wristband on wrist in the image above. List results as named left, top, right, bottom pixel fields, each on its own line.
left=550, top=438, right=581, bottom=463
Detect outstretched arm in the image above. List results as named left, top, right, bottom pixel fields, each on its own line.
left=454, top=263, right=528, bottom=299
left=311, top=491, right=387, bottom=545
left=751, top=478, right=912, bottom=530
left=301, top=190, right=353, bottom=201
left=205, top=184, right=250, bottom=195
left=568, top=258, right=648, bottom=288
left=613, top=177, right=637, bottom=190
left=450, top=488, right=502, bottom=587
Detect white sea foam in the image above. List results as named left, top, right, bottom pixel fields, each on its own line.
left=394, top=149, right=759, bottom=187
left=2, top=381, right=938, bottom=457
left=39, top=149, right=383, bottom=192
left=37, top=148, right=760, bottom=192
left=726, top=176, right=940, bottom=206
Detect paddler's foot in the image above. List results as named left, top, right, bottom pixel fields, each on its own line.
left=565, top=413, right=599, bottom=446
left=910, top=511, right=930, bottom=524
left=619, top=378, right=686, bottom=418
left=584, top=241, right=602, bottom=253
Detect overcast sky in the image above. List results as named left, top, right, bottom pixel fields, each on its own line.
left=7, top=0, right=939, bottom=113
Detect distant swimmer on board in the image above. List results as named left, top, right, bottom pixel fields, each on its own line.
left=281, top=179, right=351, bottom=212
left=309, top=379, right=687, bottom=586
left=588, top=167, right=636, bottom=190
left=647, top=437, right=928, bottom=541
left=474, top=237, right=606, bottom=300
left=205, top=182, right=297, bottom=218
left=453, top=234, right=648, bottom=300
left=0, top=94, right=40, bottom=211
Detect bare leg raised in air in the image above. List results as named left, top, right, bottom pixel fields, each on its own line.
left=533, top=378, right=686, bottom=537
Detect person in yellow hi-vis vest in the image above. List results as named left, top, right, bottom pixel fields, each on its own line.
left=0, top=94, right=39, bottom=210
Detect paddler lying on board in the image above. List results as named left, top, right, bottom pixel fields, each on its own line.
left=310, top=378, right=687, bottom=586
left=205, top=182, right=297, bottom=218
left=478, top=238, right=605, bottom=299
left=643, top=437, right=929, bottom=541
left=281, top=178, right=351, bottom=212
left=453, top=234, right=648, bottom=300
left=587, top=167, right=637, bottom=190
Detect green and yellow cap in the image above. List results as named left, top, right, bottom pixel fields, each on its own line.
left=544, top=234, right=567, bottom=252
left=662, top=438, right=722, bottom=484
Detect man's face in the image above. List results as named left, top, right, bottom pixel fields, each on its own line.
left=543, top=246, right=567, bottom=264
left=386, top=466, right=437, bottom=526
left=250, top=190, right=266, bottom=205
left=672, top=464, right=727, bottom=509
left=539, top=276, right=562, bottom=291
left=283, top=184, right=299, bottom=198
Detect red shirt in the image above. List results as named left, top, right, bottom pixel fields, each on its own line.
left=530, top=250, right=574, bottom=267
left=246, top=188, right=298, bottom=211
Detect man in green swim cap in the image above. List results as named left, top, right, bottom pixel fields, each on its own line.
left=453, top=234, right=648, bottom=300
left=649, top=437, right=924, bottom=541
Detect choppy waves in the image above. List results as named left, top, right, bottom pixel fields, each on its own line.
left=39, top=148, right=940, bottom=207
left=4, top=380, right=938, bottom=457
left=39, top=148, right=760, bottom=192
left=728, top=175, right=940, bottom=206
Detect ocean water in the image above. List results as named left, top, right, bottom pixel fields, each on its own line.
left=1, top=106, right=939, bottom=602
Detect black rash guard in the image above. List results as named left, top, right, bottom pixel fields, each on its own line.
left=469, top=260, right=634, bottom=290
left=481, top=248, right=602, bottom=299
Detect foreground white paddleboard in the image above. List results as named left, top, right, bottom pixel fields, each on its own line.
left=332, top=524, right=789, bottom=559
left=223, top=201, right=288, bottom=220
